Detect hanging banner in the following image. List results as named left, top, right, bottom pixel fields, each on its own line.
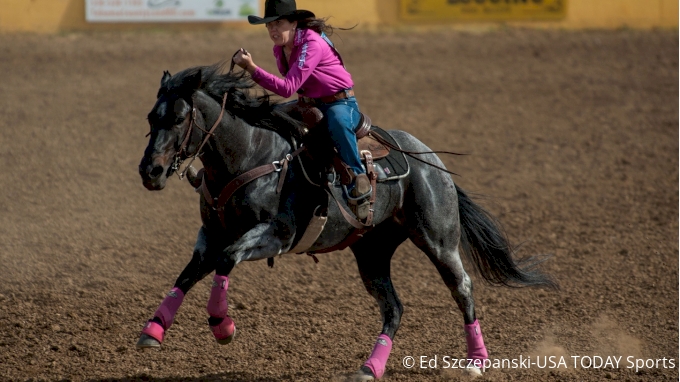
left=400, top=0, right=567, bottom=21
left=86, top=0, right=259, bottom=22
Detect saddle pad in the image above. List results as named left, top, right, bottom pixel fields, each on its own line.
left=366, top=126, right=410, bottom=182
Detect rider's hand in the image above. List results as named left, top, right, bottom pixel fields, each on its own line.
left=233, top=49, right=257, bottom=74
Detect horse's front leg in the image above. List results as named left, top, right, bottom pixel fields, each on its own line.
left=207, top=221, right=292, bottom=344
left=349, top=223, right=407, bottom=381
left=137, top=226, right=220, bottom=349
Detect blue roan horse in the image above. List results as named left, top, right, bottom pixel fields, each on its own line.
left=137, top=63, right=557, bottom=380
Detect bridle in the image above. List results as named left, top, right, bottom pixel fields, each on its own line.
left=169, top=92, right=229, bottom=180
left=146, top=53, right=306, bottom=230
left=171, top=49, right=248, bottom=180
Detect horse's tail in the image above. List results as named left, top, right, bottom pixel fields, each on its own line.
left=456, top=185, right=559, bottom=290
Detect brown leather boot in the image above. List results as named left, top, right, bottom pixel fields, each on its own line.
left=349, top=173, right=371, bottom=220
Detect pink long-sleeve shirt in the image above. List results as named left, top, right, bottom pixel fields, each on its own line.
left=251, top=28, right=354, bottom=99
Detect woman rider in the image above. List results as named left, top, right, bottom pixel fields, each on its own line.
left=233, top=0, right=371, bottom=220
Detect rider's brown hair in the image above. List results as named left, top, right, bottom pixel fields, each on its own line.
left=284, top=16, right=355, bottom=36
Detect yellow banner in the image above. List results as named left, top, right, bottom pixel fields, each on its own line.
left=401, top=0, right=567, bottom=21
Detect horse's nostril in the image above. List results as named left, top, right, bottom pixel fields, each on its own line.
left=150, top=165, right=165, bottom=178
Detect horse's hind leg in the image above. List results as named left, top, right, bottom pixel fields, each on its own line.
left=431, top=246, right=488, bottom=365
left=403, top=164, right=488, bottom=374
left=137, top=227, right=219, bottom=349
left=349, top=223, right=407, bottom=381
left=410, top=221, right=489, bottom=375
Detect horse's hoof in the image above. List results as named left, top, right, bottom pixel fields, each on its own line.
left=463, top=365, right=484, bottom=378
left=215, top=327, right=236, bottom=345
left=348, top=366, right=376, bottom=381
left=136, top=334, right=162, bottom=350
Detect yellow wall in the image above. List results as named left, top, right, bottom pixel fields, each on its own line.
left=0, top=0, right=677, bottom=33
left=375, top=0, right=679, bottom=28
left=558, top=0, right=679, bottom=29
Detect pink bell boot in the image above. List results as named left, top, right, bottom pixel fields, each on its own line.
left=464, top=319, right=489, bottom=371
left=138, top=287, right=185, bottom=346
left=363, top=334, right=393, bottom=379
left=207, top=274, right=235, bottom=344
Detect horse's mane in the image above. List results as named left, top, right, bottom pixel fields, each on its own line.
left=162, top=62, right=306, bottom=141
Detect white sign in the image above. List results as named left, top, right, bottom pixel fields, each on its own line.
left=86, top=0, right=259, bottom=22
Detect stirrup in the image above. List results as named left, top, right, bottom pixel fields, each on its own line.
left=343, top=184, right=372, bottom=203
left=345, top=187, right=371, bottom=221
left=350, top=199, right=371, bottom=221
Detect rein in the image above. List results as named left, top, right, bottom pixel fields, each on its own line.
left=173, top=49, right=246, bottom=180
left=229, top=48, right=249, bottom=75
left=173, top=93, right=229, bottom=180
left=173, top=52, right=307, bottom=229
left=366, top=131, right=465, bottom=176
left=173, top=51, right=462, bottom=245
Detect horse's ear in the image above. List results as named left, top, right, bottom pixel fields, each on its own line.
left=161, top=70, right=172, bottom=88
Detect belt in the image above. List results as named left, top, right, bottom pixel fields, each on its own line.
left=300, top=89, right=355, bottom=105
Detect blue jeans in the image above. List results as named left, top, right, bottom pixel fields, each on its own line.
left=316, top=96, right=365, bottom=176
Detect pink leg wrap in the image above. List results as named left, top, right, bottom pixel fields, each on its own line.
left=141, top=320, right=165, bottom=343
left=207, top=274, right=229, bottom=318
left=363, top=334, right=393, bottom=379
left=464, top=319, right=489, bottom=364
left=153, top=287, right=185, bottom=329
left=211, top=316, right=235, bottom=342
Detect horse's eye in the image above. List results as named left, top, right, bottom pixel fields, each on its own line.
left=175, top=116, right=185, bottom=125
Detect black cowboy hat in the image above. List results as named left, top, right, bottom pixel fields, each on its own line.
left=247, top=0, right=315, bottom=25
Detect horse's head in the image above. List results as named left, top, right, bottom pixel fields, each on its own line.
left=139, top=69, right=203, bottom=190
left=139, top=62, right=309, bottom=190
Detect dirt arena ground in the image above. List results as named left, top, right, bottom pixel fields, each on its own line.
left=0, top=27, right=677, bottom=381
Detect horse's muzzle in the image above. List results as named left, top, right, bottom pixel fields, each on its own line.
left=139, top=161, right=169, bottom=190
